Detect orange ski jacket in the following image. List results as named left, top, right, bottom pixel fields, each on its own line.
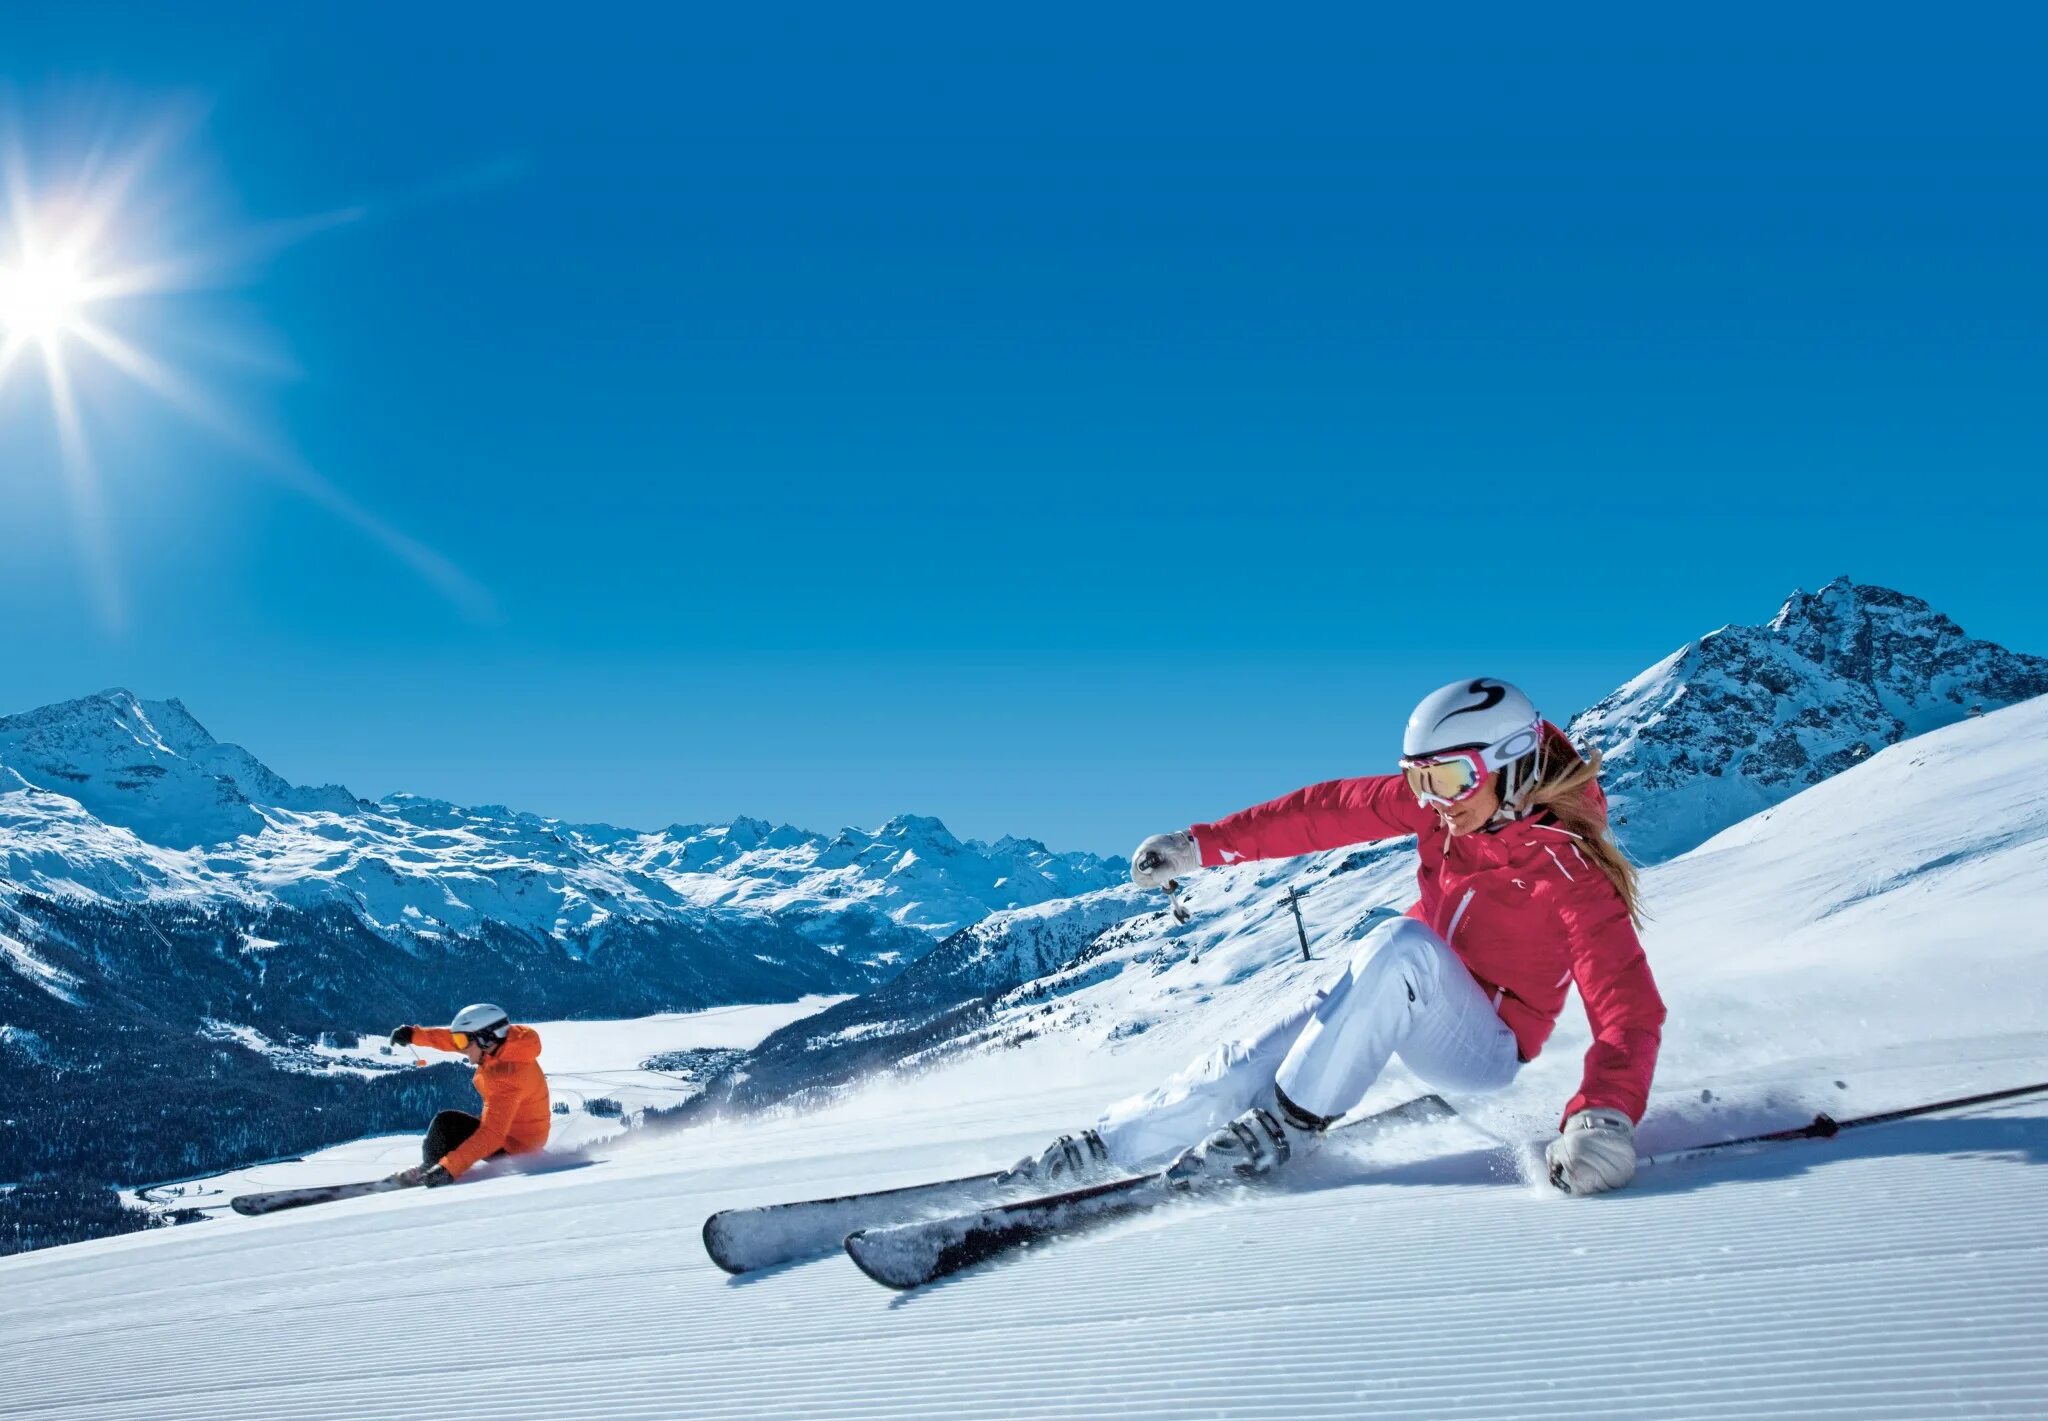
left=409, top=1024, right=552, bottom=1177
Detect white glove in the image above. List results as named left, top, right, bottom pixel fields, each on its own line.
left=1130, top=830, right=1200, bottom=888
left=1546, top=1107, right=1638, bottom=1195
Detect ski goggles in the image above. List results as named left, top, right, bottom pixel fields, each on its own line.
left=1400, top=721, right=1543, bottom=806
left=449, top=1028, right=501, bottom=1050
left=449, top=1030, right=476, bottom=1049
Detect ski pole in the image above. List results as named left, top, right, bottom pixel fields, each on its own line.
left=1642, top=1079, right=2048, bottom=1170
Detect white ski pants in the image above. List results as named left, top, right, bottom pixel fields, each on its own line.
left=1095, top=915, right=1523, bottom=1168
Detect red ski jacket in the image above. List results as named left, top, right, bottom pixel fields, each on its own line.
left=1190, top=725, right=1664, bottom=1124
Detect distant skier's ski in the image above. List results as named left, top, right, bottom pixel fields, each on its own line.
left=227, top=1152, right=599, bottom=1217
left=229, top=1177, right=410, bottom=1216
left=704, top=1167, right=1027, bottom=1274
left=844, top=1094, right=1456, bottom=1290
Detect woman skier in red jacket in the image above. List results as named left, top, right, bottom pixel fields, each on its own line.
left=1014, top=678, right=1664, bottom=1196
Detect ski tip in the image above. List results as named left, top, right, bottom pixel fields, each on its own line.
left=701, top=1212, right=751, bottom=1276
left=228, top=1197, right=264, bottom=1217
left=842, top=1228, right=926, bottom=1291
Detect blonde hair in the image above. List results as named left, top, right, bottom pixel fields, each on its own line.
left=1519, top=739, right=1646, bottom=929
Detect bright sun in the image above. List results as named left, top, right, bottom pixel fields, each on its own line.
left=2, top=111, right=493, bottom=627
left=0, top=249, right=91, bottom=343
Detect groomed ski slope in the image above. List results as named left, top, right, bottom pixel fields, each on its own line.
left=4, top=699, right=2047, bottom=1420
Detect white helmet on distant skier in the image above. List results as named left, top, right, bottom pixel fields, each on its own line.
left=448, top=1002, right=511, bottom=1050
left=1400, top=678, right=1545, bottom=810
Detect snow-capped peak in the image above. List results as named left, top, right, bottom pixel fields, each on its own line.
left=0, top=688, right=360, bottom=851
left=877, top=812, right=955, bottom=841
left=1570, top=578, right=2048, bottom=861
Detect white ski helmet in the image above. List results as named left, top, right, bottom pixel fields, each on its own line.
left=1402, top=678, right=1546, bottom=808
left=448, top=1002, right=511, bottom=1049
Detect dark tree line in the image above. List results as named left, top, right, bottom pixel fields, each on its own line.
left=1, top=1175, right=159, bottom=1256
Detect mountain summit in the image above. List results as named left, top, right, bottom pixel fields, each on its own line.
left=0, top=689, right=359, bottom=850
left=1569, top=578, right=2048, bottom=861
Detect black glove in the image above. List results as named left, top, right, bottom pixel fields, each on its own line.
left=421, top=1163, right=454, bottom=1189
left=389, top=1025, right=414, bottom=1047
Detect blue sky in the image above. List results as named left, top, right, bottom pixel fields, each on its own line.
left=2, top=6, right=2045, bottom=854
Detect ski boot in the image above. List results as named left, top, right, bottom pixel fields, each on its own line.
left=998, top=1128, right=1117, bottom=1189
left=1165, top=1086, right=1334, bottom=1187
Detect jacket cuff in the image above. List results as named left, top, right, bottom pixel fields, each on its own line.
left=1561, top=1091, right=1646, bottom=1130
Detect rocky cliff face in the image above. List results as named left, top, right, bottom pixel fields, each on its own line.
left=1569, top=578, right=2048, bottom=862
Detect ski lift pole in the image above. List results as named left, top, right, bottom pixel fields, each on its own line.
left=1280, top=885, right=1312, bottom=961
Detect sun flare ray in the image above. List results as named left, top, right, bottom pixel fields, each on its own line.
left=37, top=338, right=124, bottom=629
left=0, top=328, right=27, bottom=382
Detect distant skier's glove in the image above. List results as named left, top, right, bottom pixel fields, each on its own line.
left=1130, top=830, right=1200, bottom=887
left=389, top=1026, right=414, bottom=1047
left=1547, top=1108, right=1638, bottom=1195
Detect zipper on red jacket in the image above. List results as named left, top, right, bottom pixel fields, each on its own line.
left=1445, top=887, right=1476, bottom=945
left=1442, top=887, right=1504, bottom=1008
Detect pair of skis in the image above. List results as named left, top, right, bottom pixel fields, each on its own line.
left=708, top=1079, right=2048, bottom=1290
left=705, top=1094, right=1458, bottom=1290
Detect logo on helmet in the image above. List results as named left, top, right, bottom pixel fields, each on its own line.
left=1435, top=678, right=1507, bottom=729
left=1491, top=725, right=1540, bottom=761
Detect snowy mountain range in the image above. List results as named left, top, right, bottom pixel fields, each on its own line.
left=0, top=689, right=1120, bottom=964
left=4, top=578, right=2033, bottom=983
